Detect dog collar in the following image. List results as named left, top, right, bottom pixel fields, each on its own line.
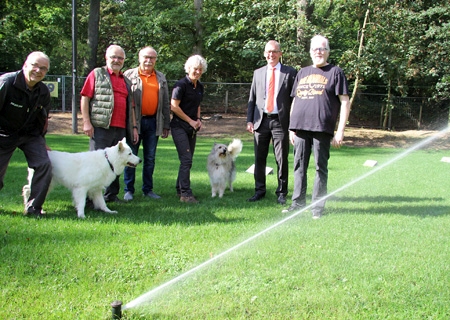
left=104, top=151, right=117, bottom=175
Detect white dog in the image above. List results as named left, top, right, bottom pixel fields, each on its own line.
left=23, top=138, right=141, bottom=218
left=207, top=139, right=243, bottom=198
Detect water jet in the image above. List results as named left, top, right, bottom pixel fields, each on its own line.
left=119, top=127, right=449, bottom=315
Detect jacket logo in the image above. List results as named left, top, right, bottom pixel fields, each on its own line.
left=11, top=102, right=24, bottom=108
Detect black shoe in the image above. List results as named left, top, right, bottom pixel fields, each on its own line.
left=104, top=195, right=123, bottom=203
left=277, top=195, right=287, bottom=205
left=247, top=193, right=265, bottom=202
left=25, top=206, right=45, bottom=218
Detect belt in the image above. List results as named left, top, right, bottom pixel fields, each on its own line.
left=264, top=113, right=279, bottom=119
left=142, top=114, right=156, bottom=118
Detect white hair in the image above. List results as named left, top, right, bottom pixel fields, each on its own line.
left=184, top=55, right=207, bottom=74
left=139, top=46, right=157, bottom=57
left=105, top=44, right=126, bottom=58
left=310, top=35, right=330, bottom=51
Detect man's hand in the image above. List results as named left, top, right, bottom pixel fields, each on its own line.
left=246, top=122, right=254, bottom=134
left=161, top=128, right=170, bottom=139
left=132, top=128, right=139, bottom=144
left=83, top=121, right=94, bottom=138
left=289, top=130, right=296, bottom=145
left=332, top=130, right=345, bottom=148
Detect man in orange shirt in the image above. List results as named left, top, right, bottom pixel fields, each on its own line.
left=123, top=46, right=170, bottom=201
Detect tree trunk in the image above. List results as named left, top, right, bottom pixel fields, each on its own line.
left=193, top=0, right=203, bottom=55
left=349, top=7, right=370, bottom=111
left=296, top=0, right=307, bottom=45
left=383, top=79, right=392, bottom=130
left=85, top=0, right=101, bottom=74
left=296, top=0, right=313, bottom=66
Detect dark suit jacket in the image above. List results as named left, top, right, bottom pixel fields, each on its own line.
left=247, top=64, right=297, bottom=132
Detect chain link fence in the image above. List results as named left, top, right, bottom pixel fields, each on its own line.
left=350, top=92, right=449, bottom=130
left=21, top=75, right=450, bottom=130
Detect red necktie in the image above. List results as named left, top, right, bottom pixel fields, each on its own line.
left=267, top=67, right=275, bottom=113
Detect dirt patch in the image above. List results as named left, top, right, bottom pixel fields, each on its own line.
left=47, top=112, right=450, bottom=149
left=47, top=112, right=84, bottom=135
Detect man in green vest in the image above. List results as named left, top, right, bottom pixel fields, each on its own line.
left=80, top=45, right=138, bottom=203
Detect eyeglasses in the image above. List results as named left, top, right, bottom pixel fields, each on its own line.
left=311, top=47, right=329, bottom=53
left=109, top=55, right=125, bottom=61
left=142, top=55, right=157, bottom=60
left=265, top=50, right=281, bottom=54
left=30, top=63, right=49, bottom=72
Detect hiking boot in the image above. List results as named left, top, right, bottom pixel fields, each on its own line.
left=180, top=195, right=199, bottom=203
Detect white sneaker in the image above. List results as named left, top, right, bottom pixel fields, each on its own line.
left=124, top=191, right=133, bottom=201
left=312, top=211, right=322, bottom=219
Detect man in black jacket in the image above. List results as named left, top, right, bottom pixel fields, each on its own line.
left=0, top=51, right=52, bottom=217
left=246, top=40, right=297, bottom=204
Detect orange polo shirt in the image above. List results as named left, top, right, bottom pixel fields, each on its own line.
left=139, top=69, right=159, bottom=116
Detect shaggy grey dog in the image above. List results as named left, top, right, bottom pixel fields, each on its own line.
left=207, top=139, right=243, bottom=198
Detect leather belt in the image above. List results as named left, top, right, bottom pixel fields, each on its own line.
left=142, top=114, right=156, bottom=118
left=264, top=113, right=278, bottom=119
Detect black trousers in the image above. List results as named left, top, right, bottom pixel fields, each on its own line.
left=253, top=115, right=289, bottom=197
left=91, top=126, right=126, bottom=199
left=292, top=130, right=331, bottom=213
left=0, top=134, right=52, bottom=210
left=171, top=125, right=197, bottom=197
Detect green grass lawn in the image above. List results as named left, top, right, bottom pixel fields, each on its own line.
left=1, top=133, right=449, bottom=319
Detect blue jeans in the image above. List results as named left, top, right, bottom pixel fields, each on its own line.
left=292, top=130, right=331, bottom=212
left=124, top=116, right=158, bottom=194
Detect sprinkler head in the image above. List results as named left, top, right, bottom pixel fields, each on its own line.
left=111, top=300, right=122, bottom=319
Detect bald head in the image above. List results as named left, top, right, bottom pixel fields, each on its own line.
left=22, top=51, right=50, bottom=88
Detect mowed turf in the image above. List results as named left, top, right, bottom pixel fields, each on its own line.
left=1, top=133, right=449, bottom=319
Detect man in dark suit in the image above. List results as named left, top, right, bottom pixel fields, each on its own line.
left=246, top=40, right=297, bottom=204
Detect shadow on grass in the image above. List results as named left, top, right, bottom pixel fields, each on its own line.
left=331, top=195, right=449, bottom=217
left=2, top=184, right=287, bottom=225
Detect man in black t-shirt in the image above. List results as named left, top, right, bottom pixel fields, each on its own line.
left=283, top=35, right=350, bottom=219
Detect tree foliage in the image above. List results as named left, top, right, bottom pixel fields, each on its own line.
left=0, top=0, right=448, bottom=101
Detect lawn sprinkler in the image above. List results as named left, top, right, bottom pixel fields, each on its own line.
left=111, top=300, right=122, bottom=319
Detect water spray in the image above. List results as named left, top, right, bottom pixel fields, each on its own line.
left=114, top=127, right=449, bottom=316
